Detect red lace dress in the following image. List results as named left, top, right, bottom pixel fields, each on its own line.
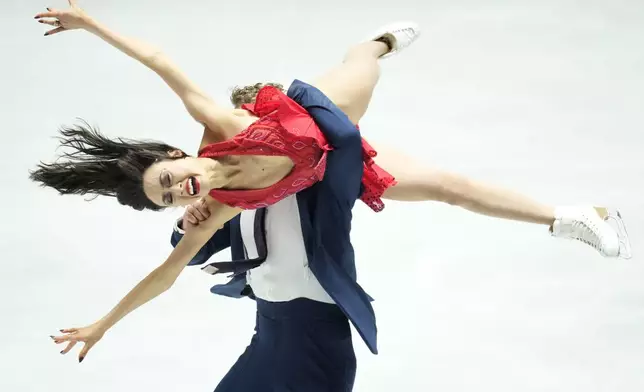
left=198, top=86, right=396, bottom=212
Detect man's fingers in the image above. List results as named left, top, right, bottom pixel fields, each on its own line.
left=186, top=211, right=199, bottom=224
left=197, top=199, right=211, bottom=217
left=190, top=207, right=207, bottom=222
left=197, top=206, right=211, bottom=219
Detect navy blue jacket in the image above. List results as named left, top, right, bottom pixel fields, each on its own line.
left=170, top=79, right=378, bottom=354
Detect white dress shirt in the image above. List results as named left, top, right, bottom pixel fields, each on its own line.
left=242, top=195, right=334, bottom=304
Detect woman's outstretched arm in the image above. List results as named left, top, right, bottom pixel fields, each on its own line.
left=50, top=197, right=241, bottom=362
left=35, top=1, right=241, bottom=140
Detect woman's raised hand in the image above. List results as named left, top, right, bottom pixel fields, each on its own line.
left=34, top=1, right=94, bottom=36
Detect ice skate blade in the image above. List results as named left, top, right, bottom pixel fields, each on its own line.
left=605, top=208, right=632, bottom=259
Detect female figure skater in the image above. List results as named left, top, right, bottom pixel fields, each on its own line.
left=37, top=3, right=631, bottom=388
left=32, top=2, right=631, bottom=260
left=37, top=2, right=424, bottom=385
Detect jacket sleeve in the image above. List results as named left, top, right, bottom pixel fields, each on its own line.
left=170, top=219, right=232, bottom=266
left=287, top=80, right=364, bottom=205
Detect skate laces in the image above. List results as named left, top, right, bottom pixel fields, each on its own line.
left=383, top=27, right=417, bottom=53
left=396, top=28, right=416, bottom=49
left=569, top=214, right=603, bottom=251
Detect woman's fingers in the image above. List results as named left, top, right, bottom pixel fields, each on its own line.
left=78, top=342, right=95, bottom=363
left=34, top=8, right=60, bottom=19
left=37, top=18, right=60, bottom=27
left=60, top=341, right=77, bottom=355
left=50, top=334, right=71, bottom=344
left=52, top=326, right=100, bottom=362
left=50, top=330, right=82, bottom=344
left=34, top=12, right=58, bottom=19
left=45, top=27, right=66, bottom=36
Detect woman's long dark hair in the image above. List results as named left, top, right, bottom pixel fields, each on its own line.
left=29, top=120, right=184, bottom=211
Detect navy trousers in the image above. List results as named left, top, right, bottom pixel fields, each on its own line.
left=214, top=298, right=357, bottom=392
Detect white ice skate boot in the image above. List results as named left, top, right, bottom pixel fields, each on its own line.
left=551, top=206, right=632, bottom=259
left=365, top=21, right=421, bottom=59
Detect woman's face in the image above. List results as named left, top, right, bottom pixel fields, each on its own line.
left=142, top=155, right=213, bottom=208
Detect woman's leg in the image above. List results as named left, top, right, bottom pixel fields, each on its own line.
left=371, top=142, right=631, bottom=258
left=372, top=143, right=555, bottom=225
left=312, top=23, right=420, bottom=124
left=312, top=41, right=388, bottom=125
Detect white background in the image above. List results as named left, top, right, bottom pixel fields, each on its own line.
left=1, top=0, right=643, bottom=391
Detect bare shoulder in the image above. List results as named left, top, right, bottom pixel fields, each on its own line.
left=200, top=110, right=258, bottom=146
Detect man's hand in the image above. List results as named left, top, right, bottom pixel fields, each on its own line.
left=182, top=198, right=212, bottom=230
